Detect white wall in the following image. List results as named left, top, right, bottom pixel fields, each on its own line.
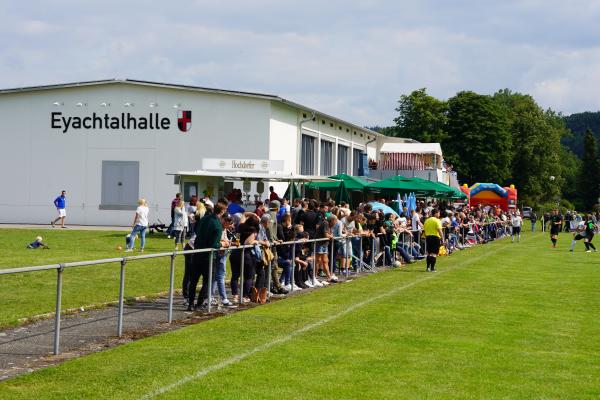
left=0, top=82, right=271, bottom=225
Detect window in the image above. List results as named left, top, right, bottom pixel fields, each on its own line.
left=100, top=161, right=139, bottom=210
left=300, top=134, right=316, bottom=175
left=183, top=182, right=198, bottom=201
left=320, top=140, right=333, bottom=176
left=353, top=149, right=364, bottom=176
left=337, top=145, right=349, bottom=174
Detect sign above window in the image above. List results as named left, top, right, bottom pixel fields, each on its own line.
left=202, top=158, right=284, bottom=172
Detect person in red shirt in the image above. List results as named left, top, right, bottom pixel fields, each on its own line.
left=269, top=186, right=279, bottom=202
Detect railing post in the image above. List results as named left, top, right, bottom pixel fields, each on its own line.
left=239, top=247, right=245, bottom=305
left=312, top=240, right=317, bottom=283
left=117, top=258, right=126, bottom=337
left=207, top=249, right=214, bottom=313
left=53, top=264, right=64, bottom=355
left=168, top=252, right=176, bottom=323
left=266, top=247, right=272, bottom=299
left=370, top=236, right=375, bottom=271
left=330, top=238, right=335, bottom=275
left=358, top=236, right=363, bottom=273
left=290, top=240, right=296, bottom=291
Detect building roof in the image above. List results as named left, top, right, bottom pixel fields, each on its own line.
left=168, top=170, right=336, bottom=182
left=0, top=78, right=382, bottom=138
left=379, top=142, right=442, bottom=156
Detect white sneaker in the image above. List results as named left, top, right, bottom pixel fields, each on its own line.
left=331, top=274, right=338, bottom=281
left=320, top=279, right=330, bottom=286
left=283, top=284, right=292, bottom=291
left=312, top=279, right=323, bottom=287
left=304, top=280, right=314, bottom=288
left=292, top=284, right=302, bottom=291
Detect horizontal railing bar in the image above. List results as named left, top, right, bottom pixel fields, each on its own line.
left=0, top=222, right=512, bottom=276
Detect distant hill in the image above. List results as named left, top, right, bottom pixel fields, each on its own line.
left=563, top=111, right=600, bottom=158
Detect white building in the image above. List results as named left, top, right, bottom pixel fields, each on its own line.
left=0, top=79, right=395, bottom=225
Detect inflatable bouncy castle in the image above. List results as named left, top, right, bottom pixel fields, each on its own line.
left=459, top=183, right=517, bottom=212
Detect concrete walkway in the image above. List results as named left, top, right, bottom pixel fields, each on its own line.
left=0, top=296, right=251, bottom=381
left=0, top=224, right=130, bottom=231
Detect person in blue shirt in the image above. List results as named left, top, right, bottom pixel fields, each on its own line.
left=27, top=236, right=50, bottom=249
left=51, top=190, right=67, bottom=228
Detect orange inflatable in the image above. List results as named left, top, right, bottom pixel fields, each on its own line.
left=460, top=183, right=517, bottom=212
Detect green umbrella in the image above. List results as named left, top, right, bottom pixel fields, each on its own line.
left=328, top=173, right=369, bottom=191
left=305, top=180, right=341, bottom=191
left=283, top=182, right=301, bottom=200
left=334, top=180, right=351, bottom=204
left=409, top=177, right=455, bottom=197
left=367, top=175, right=437, bottom=195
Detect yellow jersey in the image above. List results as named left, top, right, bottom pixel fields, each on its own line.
left=424, top=217, right=442, bottom=238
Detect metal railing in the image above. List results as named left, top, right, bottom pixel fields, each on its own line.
left=0, top=221, right=513, bottom=355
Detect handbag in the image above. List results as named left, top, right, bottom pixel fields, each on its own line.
left=262, top=246, right=275, bottom=266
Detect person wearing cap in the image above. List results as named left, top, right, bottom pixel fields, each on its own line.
left=268, top=200, right=288, bottom=295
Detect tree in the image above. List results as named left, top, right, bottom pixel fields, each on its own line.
left=393, top=88, right=448, bottom=143
left=560, top=146, right=581, bottom=201
left=444, top=91, right=512, bottom=184
left=578, top=129, right=600, bottom=210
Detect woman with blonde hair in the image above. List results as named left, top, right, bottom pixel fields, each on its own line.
left=126, top=198, right=149, bottom=252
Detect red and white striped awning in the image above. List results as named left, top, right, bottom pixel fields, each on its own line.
left=380, top=153, right=427, bottom=170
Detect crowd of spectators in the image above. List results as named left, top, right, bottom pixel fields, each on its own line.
left=177, top=188, right=519, bottom=311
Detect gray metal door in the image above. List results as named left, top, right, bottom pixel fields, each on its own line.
left=101, top=161, right=139, bottom=208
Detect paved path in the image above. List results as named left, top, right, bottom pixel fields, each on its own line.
left=0, top=297, right=248, bottom=381
left=0, top=224, right=130, bottom=231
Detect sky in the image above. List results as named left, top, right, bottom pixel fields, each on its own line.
left=1, top=0, right=600, bottom=127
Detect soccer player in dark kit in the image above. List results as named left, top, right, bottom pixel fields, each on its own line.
left=549, top=209, right=562, bottom=248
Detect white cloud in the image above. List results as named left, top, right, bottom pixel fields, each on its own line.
left=1, top=1, right=600, bottom=125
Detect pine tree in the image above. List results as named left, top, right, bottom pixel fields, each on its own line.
left=578, top=129, right=600, bottom=210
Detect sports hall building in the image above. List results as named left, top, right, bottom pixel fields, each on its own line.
left=0, top=79, right=412, bottom=226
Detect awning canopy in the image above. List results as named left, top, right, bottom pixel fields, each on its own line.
left=168, top=170, right=334, bottom=182
left=305, top=173, right=369, bottom=191
left=379, top=142, right=442, bottom=156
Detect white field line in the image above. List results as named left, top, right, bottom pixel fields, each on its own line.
left=141, top=239, right=518, bottom=400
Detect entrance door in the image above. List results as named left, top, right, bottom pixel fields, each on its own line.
left=100, top=161, right=140, bottom=209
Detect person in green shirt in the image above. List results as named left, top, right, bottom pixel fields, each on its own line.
left=423, top=209, right=444, bottom=272
left=188, top=204, right=225, bottom=311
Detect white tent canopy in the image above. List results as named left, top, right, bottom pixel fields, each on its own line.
left=168, top=170, right=334, bottom=182
left=379, top=142, right=442, bottom=156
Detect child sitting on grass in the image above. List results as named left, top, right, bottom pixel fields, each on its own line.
left=27, top=236, right=50, bottom=249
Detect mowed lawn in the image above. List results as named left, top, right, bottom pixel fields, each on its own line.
left=0, top=229, right=182, bottom=327
left=1, top=229, right=599, bottom=399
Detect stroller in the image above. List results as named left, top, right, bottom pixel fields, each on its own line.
left=148, top=218, right=167, bottom=235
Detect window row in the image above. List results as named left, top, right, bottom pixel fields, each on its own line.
left=300, top=135, right=366, bottom=176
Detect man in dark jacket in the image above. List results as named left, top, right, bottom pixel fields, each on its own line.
left=188, top=204, right=225, bottom=311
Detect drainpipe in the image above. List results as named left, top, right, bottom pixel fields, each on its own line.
left=364, top=136, right=377, bottom=177
left=299, top=111, right=316, bottom=197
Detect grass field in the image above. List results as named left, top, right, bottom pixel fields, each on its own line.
left=1, top=228, right=599, bottom=399
left=0, top=229, right=183, bottom=327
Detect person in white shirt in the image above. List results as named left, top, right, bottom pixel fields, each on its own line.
left=411, top=209, right=423, bottom=232
left=202, top=191, right=214, bottom=208
left=126, top=198, right=150, bottom=252
left=511, top=212, right=522, bottom=243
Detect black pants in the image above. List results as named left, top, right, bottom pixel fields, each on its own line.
left=255, top=261, right=267, bottom=289
left=182, top=244, right=194, bottom=299
left=230, top=249, right=256, bottom=297
left=188, top=254, right=212, bottom=306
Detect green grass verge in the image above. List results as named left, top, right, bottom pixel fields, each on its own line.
left=0, top=229, right=182, bottom=327
left=1, top=229, right=599, bottom=399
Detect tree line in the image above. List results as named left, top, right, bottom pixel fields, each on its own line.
left=370, top=88, right=600, bottom=211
